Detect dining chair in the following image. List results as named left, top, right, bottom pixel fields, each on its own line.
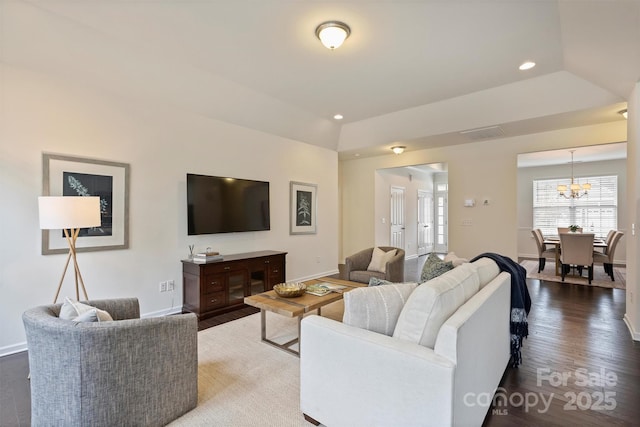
left=593, top=231, right=624, bottom=281
left=559, top=233, right=595, bottom=284
left=595, top=229, right=617, bottom=255
left=558, top=227, right=582, bottom=234
left=531, top=229, right=556, bottom=273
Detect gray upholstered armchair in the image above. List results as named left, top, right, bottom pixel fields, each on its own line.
left=22, top=298, right=198, bottom=427
left=344, top=246, right=405, bottom=284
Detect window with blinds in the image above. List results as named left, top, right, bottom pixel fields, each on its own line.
left=533, top=175, right=617, bottom=238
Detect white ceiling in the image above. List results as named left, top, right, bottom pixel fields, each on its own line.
left=3, top=1, right=639, bottom=158
left=517, top=142, right=627, bottom=168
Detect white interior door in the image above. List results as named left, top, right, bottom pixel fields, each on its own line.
left=390, top=186, right=405, bottom=249
left=417, top=190, right=434, bottom=255
left=434, top=184, right=448, bottom=253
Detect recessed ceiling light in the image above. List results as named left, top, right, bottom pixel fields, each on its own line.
left=334, top=114, right=343, bottom=120
left=519, top=61, right=536, bottom=71
left=391, top=146, right=406, bottom=155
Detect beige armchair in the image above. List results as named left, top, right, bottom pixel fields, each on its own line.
left=559, top=233, right=594, bottom=284
left=344, top=246, right=405, bottom=284
left=593, top=231, right=624, bottom=281
left=531, top=229, right=556, bottom=273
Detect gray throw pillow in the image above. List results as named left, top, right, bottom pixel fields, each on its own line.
left=420, top=253, right=454, bottom=282
left=368, top=277, right=392, bottom=287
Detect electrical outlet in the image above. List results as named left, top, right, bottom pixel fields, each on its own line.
left=167, top=280, right=175, bottom=292
left=159, top=281, right=167, bottom=292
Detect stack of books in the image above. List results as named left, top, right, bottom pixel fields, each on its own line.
left=305, top=282, right=348, bottom=296
left=192, top=252, right=223, bottom=263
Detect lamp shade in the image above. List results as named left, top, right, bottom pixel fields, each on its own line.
left=38, top=196, right=101, bottom=230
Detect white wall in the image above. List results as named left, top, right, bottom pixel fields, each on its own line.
left=0, top=65, right=339, bottom=355
left=340, top=122, right=627, bottom=260
left=625, top=83, right=639, bottom=340
left=517, top=158, right=628, bottom=262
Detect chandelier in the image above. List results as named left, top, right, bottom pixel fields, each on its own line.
left=557, top=150, right=591, bottom=198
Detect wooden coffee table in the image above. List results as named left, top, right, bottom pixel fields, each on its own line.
left=243, top=277, right=364, bottom=356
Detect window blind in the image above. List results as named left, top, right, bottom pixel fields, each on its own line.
left=533, top=175, right=617, bottom=238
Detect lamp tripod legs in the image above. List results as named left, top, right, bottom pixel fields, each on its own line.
left=53, top=228, right=90, bottom=304
left=52, top=251, right=73, bottom=304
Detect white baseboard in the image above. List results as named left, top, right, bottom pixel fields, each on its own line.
left=623, top=314, right=640, bottom=341
left=0, top=342, right=27, bottom=357
left=293, top=269, right=340, bottom=283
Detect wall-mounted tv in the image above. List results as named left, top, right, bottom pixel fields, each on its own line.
left=187, top=173, right=270, bottom=235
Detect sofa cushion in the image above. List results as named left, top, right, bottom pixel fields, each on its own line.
left=471, top=257, right=500, bottom=289
left=367, top=247, right=397, bottom=273
left=420, top=252, right=454, bottom=282
left=393, top=264, right=480, bottom=348
left=444, top=252, right=469, bottom=267
left=59, top=297, right=113, bottom=322
left=343, top=283, right=418, bottom=336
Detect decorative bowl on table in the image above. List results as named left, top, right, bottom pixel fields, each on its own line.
left=273, top=282, right=306, bottom=298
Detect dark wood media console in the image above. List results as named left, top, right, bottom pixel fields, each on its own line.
left=182, top=250, right=286, bottom=319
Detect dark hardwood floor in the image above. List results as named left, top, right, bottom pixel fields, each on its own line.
left=1, top=256, right=638, bottom=426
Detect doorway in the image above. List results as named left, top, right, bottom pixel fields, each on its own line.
left=434, top=179, right=448, bottom=253
left=417, top=189, right=434, bottom=255
left=390, top=186, right=405, bottom=249
left=375, top=164, right=447, bottom=258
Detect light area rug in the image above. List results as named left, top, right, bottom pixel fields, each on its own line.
left=168, top=301, right=344, bottom=427
left=521, top=259, right=625, bottom=290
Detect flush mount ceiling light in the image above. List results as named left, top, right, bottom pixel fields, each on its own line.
left=391, top=146, right=406, bottom=155
left=315, top=21, right=351, bottom=50
left=333, top=114, right=344, bottom=120
left=519, top=61, right=536, bottom=71
left=619, top=109, right=628, bottom=119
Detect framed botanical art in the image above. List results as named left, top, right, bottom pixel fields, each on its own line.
left=42, top=153, right=130, bottom=254
left=290, top=181, right=317, bottom=235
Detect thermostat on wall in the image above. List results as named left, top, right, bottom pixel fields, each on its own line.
left=464, top=199, right=475, bottom=207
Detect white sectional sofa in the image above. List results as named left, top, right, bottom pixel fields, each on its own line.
left=300, top=258, right=512, bottom=427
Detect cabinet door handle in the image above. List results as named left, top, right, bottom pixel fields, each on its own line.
left=265, top=260, right=270, bottom=264
left=210, top=281, right=217, bottom=286
left=224, top=266, right=230, bottom=270
left=273, top=269, right=278, bottom=273
left=210, top=298, right=218, bottom=304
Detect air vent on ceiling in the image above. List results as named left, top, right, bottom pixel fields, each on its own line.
left=459, top=125, right=505, bottom=141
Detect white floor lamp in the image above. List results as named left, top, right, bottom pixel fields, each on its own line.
left=38, top=196, right=101, bottom=303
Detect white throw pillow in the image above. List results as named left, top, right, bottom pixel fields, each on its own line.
left=343, top=282, right=418, bottom=336
left=444, top=252, right=469, bottom=267
left=393, top=264, right=480, bottom=348
left=59, top=297, right=113, bottom=322
left=471, top=257, right=500, bottom=289
left=367, top=247, right=397, bottom=273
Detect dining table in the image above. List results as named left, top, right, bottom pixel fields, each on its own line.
left=543, top=236, right=607, bottom=276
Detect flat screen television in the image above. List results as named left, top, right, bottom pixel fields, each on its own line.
left=187, top=173, right=270, bottom=235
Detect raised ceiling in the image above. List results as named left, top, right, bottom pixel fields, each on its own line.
left=3, top=1, right=639, bottom=158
